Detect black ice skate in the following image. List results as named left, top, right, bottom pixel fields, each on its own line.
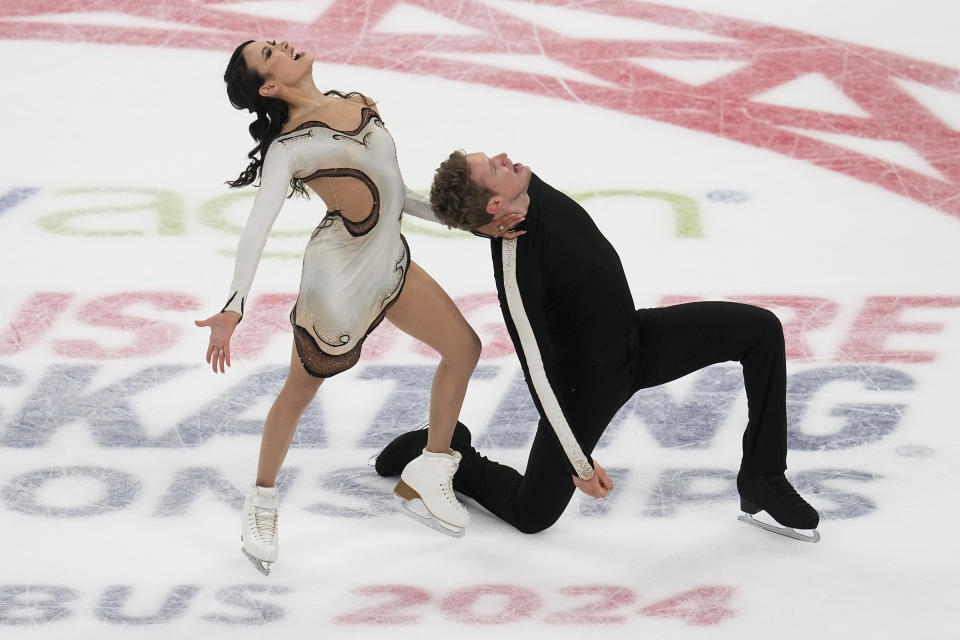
left=737, top=472, right=820, bottom=543
left=369, top=421, right=472, bottom=475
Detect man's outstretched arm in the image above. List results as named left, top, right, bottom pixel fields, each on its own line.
left=497, top=237, right=596, bottom=482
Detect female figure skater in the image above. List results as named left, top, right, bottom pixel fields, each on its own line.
left=195, top=39, right=515, bottom=573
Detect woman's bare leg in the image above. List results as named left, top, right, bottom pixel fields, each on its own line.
left=256, top=343, right=325, bottom=486
left=387, top=261, right=481, bottom=454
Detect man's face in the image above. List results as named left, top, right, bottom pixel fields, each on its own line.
left=465, top=152, right=532, bottom=218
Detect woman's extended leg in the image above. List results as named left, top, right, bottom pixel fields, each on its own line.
left=256, top=342, right=325, bottom=487
left=243, top=342, right=324, bottom=573
left=386, top=260, right=481, bottom=453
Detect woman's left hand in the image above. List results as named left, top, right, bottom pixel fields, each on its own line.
left=475, top=213, right=526, bottom=239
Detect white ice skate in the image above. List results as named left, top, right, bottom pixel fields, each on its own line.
left=737, top=512, right=821, bottom=543
left=394, top=448, right=469, bottom=538
left=241, top=485, right=280, bottom=575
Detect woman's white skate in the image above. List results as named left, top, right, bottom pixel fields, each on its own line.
left=241, top=485, right=280, bottom=575
left=394, top=449, right=469, bottom=538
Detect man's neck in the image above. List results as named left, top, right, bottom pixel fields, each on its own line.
left=503, top=191, right=531, bottom=217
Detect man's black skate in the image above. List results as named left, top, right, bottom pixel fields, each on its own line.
left=737, top=471, right=820, bottom=542
left=373, top=422, right=472, bottom=477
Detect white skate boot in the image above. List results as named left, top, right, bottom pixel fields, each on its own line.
left=240, top=485, right=279, bottom=575
left=394, top=449, right=469, bottom=538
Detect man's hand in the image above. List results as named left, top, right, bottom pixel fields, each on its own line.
left=572, top=460, right=614, bottom=498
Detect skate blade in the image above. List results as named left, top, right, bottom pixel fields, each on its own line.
left=738, top=513, right=820, bottom=543
left=394, top=494, right=465, bottom=538
left=240, top=547, right=273, bottom=575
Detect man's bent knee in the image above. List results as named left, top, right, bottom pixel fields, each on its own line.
left=757, top=307, right=784, bottom=340
left=739, top=304, right=783, bottom=337
left=514, top=509, right=564, bottom=535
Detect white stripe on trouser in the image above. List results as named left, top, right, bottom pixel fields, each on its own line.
left=500, top=238, right=594, bottom=481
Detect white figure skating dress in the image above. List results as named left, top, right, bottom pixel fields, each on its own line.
left=222, top=103, right=438, bottom=377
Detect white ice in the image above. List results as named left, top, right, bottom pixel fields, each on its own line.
left=0, top=1, right=958, bottom=638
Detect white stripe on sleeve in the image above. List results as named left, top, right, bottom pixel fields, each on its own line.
left=501, top=238, right=594, bottom=481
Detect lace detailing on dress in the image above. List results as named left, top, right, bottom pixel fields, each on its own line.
left=301, top=168, right=381, bottom=236
left=278, top=129, right=315, bottom=146
left=332, top=132, right=374, bottom=148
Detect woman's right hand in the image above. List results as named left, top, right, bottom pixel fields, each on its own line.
left=194, top=311, right=242, bottom=373
left=475, top=213, right=526, bottom=239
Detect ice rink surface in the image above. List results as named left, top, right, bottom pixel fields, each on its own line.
left=1, top=1, right=958, bottom=637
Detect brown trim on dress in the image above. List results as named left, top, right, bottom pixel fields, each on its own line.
left=278, top=107, right=382, bottom=139
left=220, top=291, right=245, bottom=320
left=290, top=235, right=410, bottom=379
left=301, top=168, right=381, bottom=237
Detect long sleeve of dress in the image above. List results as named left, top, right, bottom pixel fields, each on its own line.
left=221, top=145, right=292, bottom=317
left=402, top=186, right=442, bottom=225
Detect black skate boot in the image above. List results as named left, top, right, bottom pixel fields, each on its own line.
left=737, top=471, right=820, bottom=542
left=372, top=421, right=472, bottom=477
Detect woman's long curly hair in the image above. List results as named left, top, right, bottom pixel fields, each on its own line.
left=223, top=40, right=309, bottom=197
left=223, top=41, right=373, bottom=198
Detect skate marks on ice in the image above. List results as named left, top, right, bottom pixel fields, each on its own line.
left=2, top=2, right=959, bottom=221
left=3, top=288, right=955, bottom=371
left=0, top=583, right=290, bottom=627
left=0, top=182, right=721, bottom=258
left=0, top=360, right=924, bottom=452
left=0, top=582, right=735, bottom=628
left=332, top=583, right=736, bottom=626
left=0, top=358, right=919, bottom=524
left=0, top=1, right=958, bottom=636
left=0, top=464, right=882, bottom=526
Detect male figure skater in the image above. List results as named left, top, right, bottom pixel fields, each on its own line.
left=375, top=150, right=819, bottom=542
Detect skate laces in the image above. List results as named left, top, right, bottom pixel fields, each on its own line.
left=250, top=504, right=278, bottom=544
left=765, top=475, right=806, bottom=505
left=440, top=460, right=465, bottom=513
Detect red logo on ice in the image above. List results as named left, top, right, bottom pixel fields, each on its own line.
left=2, top=0, right=958, bottom=219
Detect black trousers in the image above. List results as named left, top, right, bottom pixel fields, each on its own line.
left=452, top=302, right=788, bottom=534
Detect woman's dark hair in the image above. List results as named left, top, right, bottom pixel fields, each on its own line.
left=223, top=41, right=375, bottom=199
left=223, top=40, right=307, bottom=197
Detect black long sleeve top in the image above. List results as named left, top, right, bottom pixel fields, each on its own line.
left=490, top=173, right=636, bottom=479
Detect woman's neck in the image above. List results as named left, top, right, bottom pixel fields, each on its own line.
left=280, top=80, right=335, bottom=121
